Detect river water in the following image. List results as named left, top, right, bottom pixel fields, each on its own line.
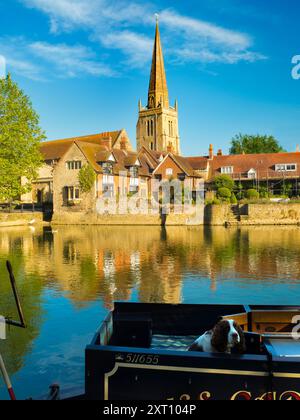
left=0, top=225, right=300, bottom=399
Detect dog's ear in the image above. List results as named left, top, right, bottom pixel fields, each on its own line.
left=211, top=320, right=229, bottom=353
left=234, top=323, right=246, bottom=354
left=210, top=316, right=223, bottom=331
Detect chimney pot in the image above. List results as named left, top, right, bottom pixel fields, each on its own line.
left=209, top=144, right=214, bottom=160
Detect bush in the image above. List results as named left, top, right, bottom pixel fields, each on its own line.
left=259, top=187, right=269, bottom=199
left=205, top=198, right=221, bottom=205
left=246, top=189, right=259, bottom=200
left=217, top=187, right=232, bottom=201
left=231, top=193, right=238, bottom=204
left=214, top=175, right=235, bottom=192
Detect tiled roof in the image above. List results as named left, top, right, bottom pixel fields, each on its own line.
left=40, top=131, right=123, bottom=160
left=186, top=157, right=208, bottom=171
left=209, top=152, right=300, bottom=180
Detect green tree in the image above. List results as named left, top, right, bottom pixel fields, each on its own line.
left=78, top=164, right=96, bottom=193
left=0, top=74, right=44, bottom=201
left=214, top=174, right=235, bottom=191
left=230, top=134, right=285, bottom=155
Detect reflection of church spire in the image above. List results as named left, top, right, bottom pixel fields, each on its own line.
left=148, top=17, right=169, bottom=109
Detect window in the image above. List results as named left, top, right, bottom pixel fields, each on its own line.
left=102, top=162, right=113, bottom=174
left=275, top=164, right=297, bottom=172
left=166, top=168, right=173, bottom=176
left=248, top=169, right=257, bottom=179
left=66, top=161, right=82, bottom=170
left=67, top=187, right=80, bottom=201
left=221, top=166, right=234, bottom=174
left=130, top=167, right=139, bottom=178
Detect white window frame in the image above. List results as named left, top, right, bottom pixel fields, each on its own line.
left=221, top=166, right=234, bottom=175
left=275, top=164, right=297, bottom=172
left=67, top=186, right=80, bottom=201
left=248, top=169, right=257, bottom=179
left=166, top=168, right=173, bottom=176
left=66, top=161, right=82, bottom=170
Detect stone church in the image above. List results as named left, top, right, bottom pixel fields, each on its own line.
left=137, top=20, right=181, bottom=155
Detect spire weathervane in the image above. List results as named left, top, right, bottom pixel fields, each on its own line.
left=155, top=13, right=159, bottom=23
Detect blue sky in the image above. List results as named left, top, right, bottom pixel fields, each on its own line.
left=0, top=0, right=299, bottom=155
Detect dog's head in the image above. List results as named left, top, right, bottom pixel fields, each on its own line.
left=211, top=318, right=246, bottom=354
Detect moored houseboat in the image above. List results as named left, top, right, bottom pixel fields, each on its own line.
left=82, top=303, right=300, bottom=400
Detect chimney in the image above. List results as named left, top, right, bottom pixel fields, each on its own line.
left=120, top=136, right=128, bottom=152
left=102, top=134, right=112, bottom=150
left=209, top=144, right=214, bottom=160
left=217, top=149, right=223, bottom=156
left=297, top=145, right=300, bottom=153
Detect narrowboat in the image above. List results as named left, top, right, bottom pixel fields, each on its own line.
left=83, top=303, right=300, bottom=401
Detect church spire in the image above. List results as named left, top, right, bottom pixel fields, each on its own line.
left=148, top=17, right=169, bottom=109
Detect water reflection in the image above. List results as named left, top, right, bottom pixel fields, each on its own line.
left=0, top=225, right=300, bottom=399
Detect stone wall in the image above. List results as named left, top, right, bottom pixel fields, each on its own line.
left=243, top=204, right=300, bottom=225
left=205, top=203, right=300, bottom=226
left=204, top=204, right=231, bottom=226
left=0, top=212, right=43, bottom=227
left=52, top=206, right=204, bottom=226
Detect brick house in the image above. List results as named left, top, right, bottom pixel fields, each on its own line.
left=207, top=145, right=300, bottom=195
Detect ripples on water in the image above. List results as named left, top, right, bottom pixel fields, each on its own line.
left=0, top=225, right=300, bottom=399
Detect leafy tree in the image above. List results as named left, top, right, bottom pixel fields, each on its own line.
left=214, top=174, right=235, bottom=191
left=78, top=164, right=96, bottom=193
left=230, top=134, right=285, bottom=155
left=0, top=74, right=44, bottom=201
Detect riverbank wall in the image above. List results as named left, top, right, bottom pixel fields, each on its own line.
left=205, top=203, right=300, bottom=226
left=51, top=208, right=205, bottom=226
left=3, top=204, right=300, bottom=227
left=0, top=212, right=44, bottom=228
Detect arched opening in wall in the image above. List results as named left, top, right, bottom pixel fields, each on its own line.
left=150, top=120, right=154, bottom=136
left=147, top=121, right=150, bottom=137
left=150, top=142, right=154, bottom=150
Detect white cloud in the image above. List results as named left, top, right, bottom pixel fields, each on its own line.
left=0, top=37, right=115, bottom=80
left=16, top=0, right=267, bottom=79
left=29, top=42, right=116, bottom=77
left=99, top=31, right=153, bottom=68
left=160, top=9, right=251, bottom=50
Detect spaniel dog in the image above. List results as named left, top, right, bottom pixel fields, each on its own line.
left=188, top=318, right=246, bottom=354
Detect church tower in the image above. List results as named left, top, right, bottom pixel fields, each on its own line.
left=137, top=18, right=180, bottom=155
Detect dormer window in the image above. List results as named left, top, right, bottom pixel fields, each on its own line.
left=248, top=169, right=257, bottom=179
left=102, top=162, right=114, bottom=174
left=275, top=164, right=297, bottom=172
left=130, top=167, right=139, bottom=178
left=221, top=166, right=233, bottom=174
